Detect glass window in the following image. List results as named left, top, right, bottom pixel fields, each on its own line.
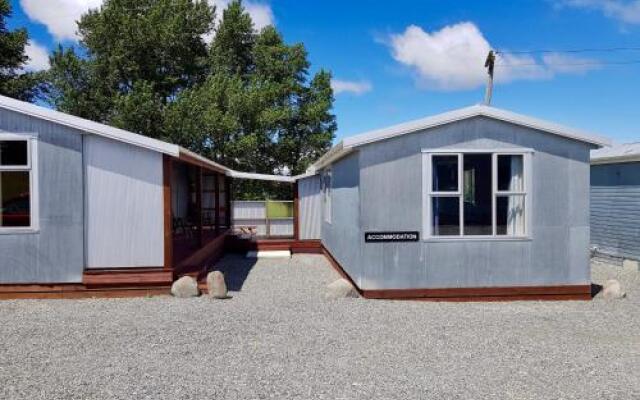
left=0, top=171, right=30, bottom=227
left=426, top=151, right=528, bottom=238
left=0, top=140, right=28, bottom=166
left=496, top=195, right=525, bottom=235
left=463, top=154, right=492, bottom=235
left=431, top=197, right=459, bottom=236
left=432, top=155, right=458, bottom=192
left=497, top=154, right=524, bottom=192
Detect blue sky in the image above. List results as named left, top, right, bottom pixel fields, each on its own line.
left=8, top=0, right=640, bottom=144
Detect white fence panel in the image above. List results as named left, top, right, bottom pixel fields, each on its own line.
left=269, top=219, right=294, bottom=236
left=233, top=201, right=266, bottom=219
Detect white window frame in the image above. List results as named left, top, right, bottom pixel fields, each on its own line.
left=0, top=132, right=39, bottom=234
left=422, top=148, right=532, bottom=241
left=322, top=168, right=332, bottom=224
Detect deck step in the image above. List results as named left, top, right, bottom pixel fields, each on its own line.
left=83, top=269, right=173, bottom=288
left=246, top=250, right=292, bottom=258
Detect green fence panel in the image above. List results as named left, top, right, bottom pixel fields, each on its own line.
left=266, top=200, right=293, bottom=218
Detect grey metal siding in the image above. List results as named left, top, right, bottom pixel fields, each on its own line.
left=591, top=162, right=640, bottom=260
left=0, top=108, right=84, bottom=283
left=321, top=153, right=363, bottom=286
left=323, top=116, right=593, bottom=290
left=298, top=175, right=322, bottom=240
left=84, top=135, right=164, bottom=268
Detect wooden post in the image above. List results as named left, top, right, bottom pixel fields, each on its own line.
left=293, top=181, right=299, bottom=240
left=225, top=177, right=232, bottom=229
left=162, top=155, right=173, bottom=269
left=214, top=173, right=221, bottom=234
left=196, top=166, right=203, bottom=247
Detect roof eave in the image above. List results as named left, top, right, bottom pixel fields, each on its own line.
left=0, top=95, right=179, bottom=156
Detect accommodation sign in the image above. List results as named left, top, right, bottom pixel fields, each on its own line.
left=364, top=231, right=419, bottom=243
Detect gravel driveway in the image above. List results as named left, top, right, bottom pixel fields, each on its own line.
left=0, top=254, right=638, bottom=400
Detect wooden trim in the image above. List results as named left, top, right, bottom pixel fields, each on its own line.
left=196, top=166, right=203, bottom=247
left=178, top=151, right=226, bottom=173
left=83, top=268, right=172, bottom=288
left=163, top=155, right=173, bottom=270
left=293, top=183, right=299, bottom=241
left=362, top=285, right=592, bottom=301
left=225, top=177, right=232, bottom=228
left=214, top=173, right=221, bottom=234
left=320, top=244, right=591, bottom=302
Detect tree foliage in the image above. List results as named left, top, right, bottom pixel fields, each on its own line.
left=0, top=0, right=41, bottom=101
left=44, top=0, right=336, bottom=199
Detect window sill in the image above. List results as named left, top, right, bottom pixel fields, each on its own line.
left=0, top=228, right=40, bottom=235
left=423, top=236, right=531, bottom=243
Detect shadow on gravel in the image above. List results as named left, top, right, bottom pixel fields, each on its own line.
left=209, top=254, right=258, bottom=291
left=591, top=283, right=603, bottom=298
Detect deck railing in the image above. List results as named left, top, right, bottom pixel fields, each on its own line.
left=232, top=200, right=294, bottom=237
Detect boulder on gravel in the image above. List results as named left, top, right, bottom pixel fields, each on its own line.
left=207, top=271, right=228, bottom=299
left=603, top=279, right=626, bottom=300
left=325, top=278, right=360, bottom=300
left=171, top=276, right=200, bottom=298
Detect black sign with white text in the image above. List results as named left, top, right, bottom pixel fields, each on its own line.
left=364, top=231, right=419, bottom=243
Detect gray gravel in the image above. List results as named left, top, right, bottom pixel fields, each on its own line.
left=1, top=254, right=638, bottom=400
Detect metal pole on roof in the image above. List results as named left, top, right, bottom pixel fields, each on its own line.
left=484, top=50, right=495, bottom=106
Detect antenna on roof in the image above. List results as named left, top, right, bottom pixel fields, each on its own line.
left=484, top=50, right=496, bottom=106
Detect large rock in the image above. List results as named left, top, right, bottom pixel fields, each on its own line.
left=325, top=278, right=360, bottom=300
left=171, top=276, right=200, bottom=298
left=603, top=279, right=626, bottom=300
left=207, top=271, right=228, bottom=299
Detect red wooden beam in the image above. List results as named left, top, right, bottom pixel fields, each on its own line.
left=162, top=155, right=173, bottom=270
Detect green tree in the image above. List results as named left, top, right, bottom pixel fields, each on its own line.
left=45, top=0, right=214, bottom=137
left=45, top=0, right=336, bottom=199
left=0, top=0, right=41, bottom=101
left=167, top=3, right=336, bottom=198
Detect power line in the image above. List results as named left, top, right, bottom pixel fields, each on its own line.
left=496, top=59, right=640, bottom=67
left=496, top=46, right=640, bottom=55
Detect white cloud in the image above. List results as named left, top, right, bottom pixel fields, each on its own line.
left=20, top=0, right=103, bottom=41
left=386, top=22, right=598, bottom=91
left=24, top=41, right=51, bottom=72
left=331, top=79, right=373, bottom=95
left=20, top=0, right=274, bottom=43
left=203, top=1, right=274, bottom=42
left=558, top=0, right=640, bottom=24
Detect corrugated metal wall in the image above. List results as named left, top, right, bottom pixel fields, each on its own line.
left=84, top=135, right=164, bottom=268
left=322, top=116, right=594, bottom=290
left=0, top=108, right=84, bottom=283
left=298, top=175, right=322, bottom=239
left=591, top=162, right=640, bottom=260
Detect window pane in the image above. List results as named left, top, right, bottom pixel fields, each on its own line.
left=0, top=171, right=30, bottom=227
left=432, top=155, right=458, bottom=192
left=497, top=154, right=524, bottom=192
left=463, top=154, right=492, bottom=235
left=432, top=197, right=459, bottom=236
left=497, top=195, right=525, bottom=236
left=0, top=141, right=28, bottom=166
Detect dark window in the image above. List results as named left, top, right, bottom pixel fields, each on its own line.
left=0, top=171, right=30, bottom=227
left=496, top=195, right=525, bottom=235
left=0, top=141, right=28, bottom=166
left=431, top=197, right=459, bottom=236
left=432, top=155, right=458, bottom=192
left=497, top=154, right=524, bottom=192
left=463, top=154, right=492, bottom=235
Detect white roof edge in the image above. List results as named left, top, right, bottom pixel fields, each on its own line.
left=591, top=143, right=640, bottom=164
left=339, top=104, right=611, bottom=151
left=0, top=95, right=179, bottom=156
left=226, top=170, right=295, bottom=183
left=591, top=155, right=640, bottom=165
